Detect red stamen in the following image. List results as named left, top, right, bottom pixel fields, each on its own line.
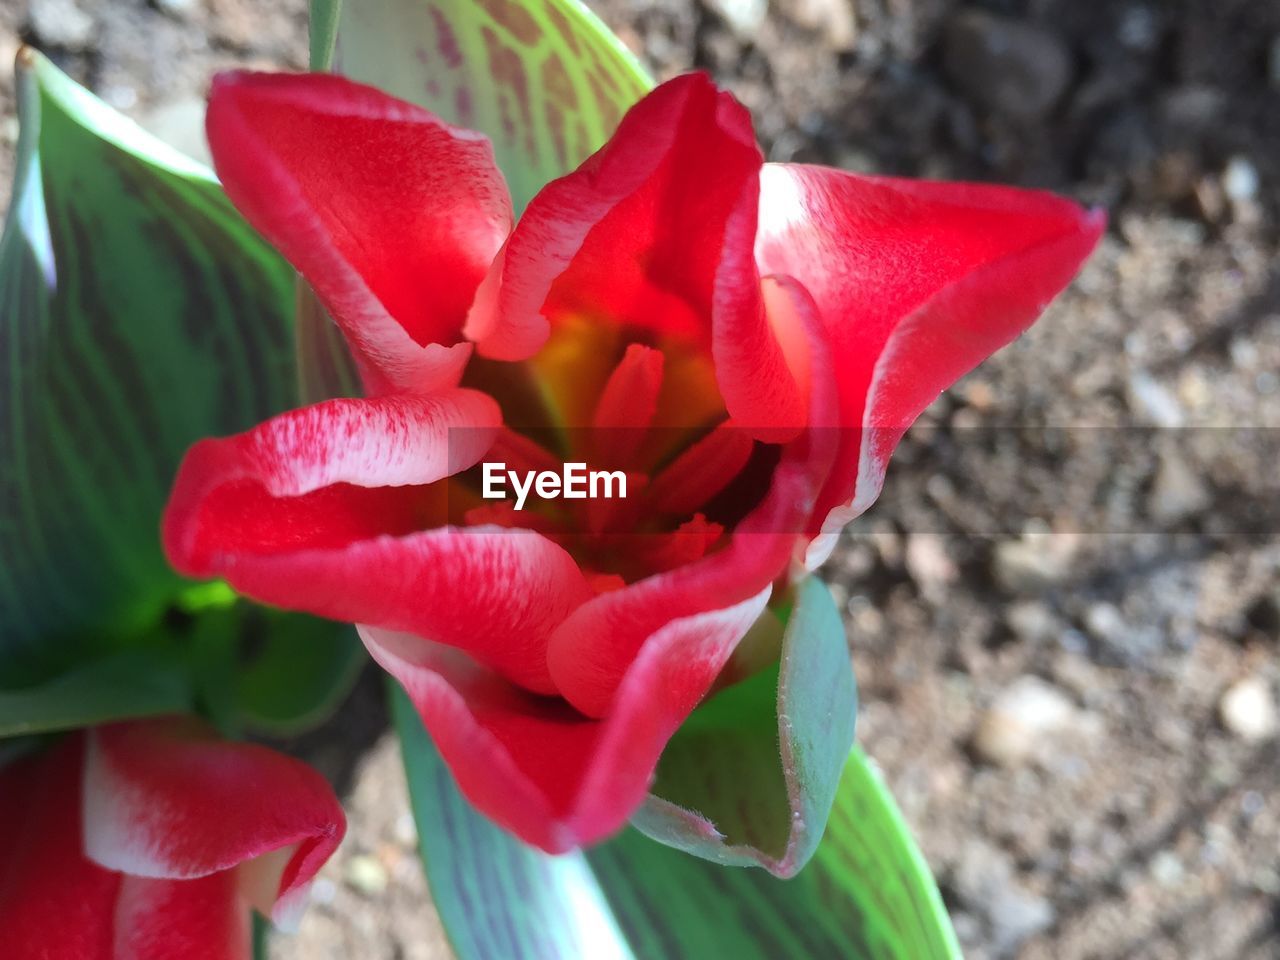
left=590, top=344, right=665, bottom=470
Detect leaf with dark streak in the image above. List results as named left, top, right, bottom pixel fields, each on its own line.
left=314, top=0, right=652, bottom=214
left=0, top=51, right=297, bottom=682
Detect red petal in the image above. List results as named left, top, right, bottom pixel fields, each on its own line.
left=114, top=873, right=250, bottom=960
left=163, top=391, right=499, bottom=575
left=465, top=74, right=766, bottom=369
left=0, top=740, right=119, bottom=959
left=362, top=586, right=769, bottom=852
left=207, top=71, right=513, bottom=393
left=83, top=717, right=344, bottom=928
left=756, top=165, right=1104, bottom=562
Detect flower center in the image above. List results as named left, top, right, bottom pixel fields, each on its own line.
left=456, top=322, right=775, bottom=586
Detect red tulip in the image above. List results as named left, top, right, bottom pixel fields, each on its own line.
left=0, top=718, right=344, bottom=958
left=164, top=70, right=1102, bottom=852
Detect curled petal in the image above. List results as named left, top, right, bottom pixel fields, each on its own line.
left=207, top=71, right=513, bottom=393
left=83, top=717, right=345, bottom=929
left=163, top=391, right=499, bottom=576
left=756, top=164, right=1104, bottom=564
left=362, top=586, right=769, bottom=852
left=464, top=73, right=769, bottom=376
left=158, top=380, right=595, bottom=692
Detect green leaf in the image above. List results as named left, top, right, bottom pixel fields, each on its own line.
left=253, top=914, right=271, bottom=960
left=295, top=280, right=362, bottom=405
left=0, top=648, right=191, bottom=737
left=592, top=749, right=962, bottom=960
left=310, top=0, right=342, bottom=71
left=635, top=576, right=857, bottom=877
left=317, top=0, right=653, bottom=213
left=392, top=680, right=961, bottom=960
left=0, top=51, right=298, bottom=679
left=232, top=612, right=365, bottom=736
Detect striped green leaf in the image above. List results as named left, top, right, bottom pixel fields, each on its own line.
left=393, top=679, right=961, bottom=960
left=0, top=52, right=291, bottom=682
left=314, top=0, right=652, bottom=213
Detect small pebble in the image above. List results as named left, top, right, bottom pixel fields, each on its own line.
left=905, top=535, right=957, bottom=601
left=1151, top=850, right=1184, bottom=888
left=155, top=0, right=199, bottom=17
left=1149, top=448, right=1211, bottom=524
left=703, top=0, right=768, bottom=36
left=345, top=854, right=389, bottom=896
left=1084, top=603, right=1127, bottom=646
left=951, top=839, right=1056, bottom=954
left=1128, top=371, right=1185, bottom=428
left=1222, top=156, right=1259, bottom=203
left=393, top=813, right=419, bottom=848
left=1219, top=676, right=1279, bottom=742
left=1006, top=601, right=1059, bottom=644
left=972, top=676, right=1083, bottom=767
left=993, top=536, right=1078, bottom=594
left=778, top=0, right=856, bottom=50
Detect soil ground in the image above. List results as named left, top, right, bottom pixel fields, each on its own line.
left=2, top=0, right=1278, bottom=957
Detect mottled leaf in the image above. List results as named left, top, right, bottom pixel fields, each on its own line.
left=0, top=51, right=298, bottom=680
left=320, top=0, right=652, bottom=213
left=634, top=576, right=857, bottom=877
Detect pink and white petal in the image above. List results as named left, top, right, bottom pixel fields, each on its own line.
left=0, top=739, right=120, bottom=960
left=114, top=872, right=250, bottom=960
left=204, top=527, right=592, bottom=695
left=207, top=71, right=513, bottom=394
left=756, top=164, right=1104, bottom=561
left=163, top=390, right=499, bottom=577
left=711, top=194, right=808, bottom=442
left=83, top=717, right=344, bottom=928
left=362, top=586, right=769, bottom=852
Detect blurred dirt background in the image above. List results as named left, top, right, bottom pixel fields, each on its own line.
left=2, top=0, right=1279, bottom=957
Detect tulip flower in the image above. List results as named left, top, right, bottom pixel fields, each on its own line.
left=163, top=70, right=1102, bottom=853
left=0, top=718, right=344, bottom=958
